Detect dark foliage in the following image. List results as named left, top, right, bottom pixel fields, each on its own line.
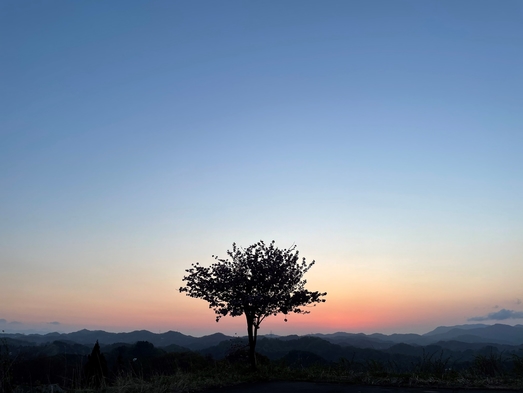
left=84, top=341, right=108, bottom=388
left=1, top=333, right=14, bottom=393
left=105, top=341, right=210, bottom=378
left=4, top=337, right=523, bottom=391
left=180, top=240, right=327, bottom=368
left=282, top=350, right=330, bottom=368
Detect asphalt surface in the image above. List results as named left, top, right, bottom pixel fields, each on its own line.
left=205, top=382, right=520, bottom=393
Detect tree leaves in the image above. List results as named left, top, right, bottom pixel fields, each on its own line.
left=180, top=240, right=327, bottom=369
left=179, top=240, right=327, bottom=325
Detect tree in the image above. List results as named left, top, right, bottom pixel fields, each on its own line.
left=179, top=240, right=327, bottom=369
left=84, top=340, right=108, bottom=388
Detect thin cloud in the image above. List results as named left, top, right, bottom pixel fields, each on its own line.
left=8, top=321, right=22, bottom=325
left=468, top=308, right=523, bottom=321
left=516, top=299, right=522, bottom=305
left=0, top=319, right=6, bottom=324
left=48, top=321, right=61, bottom=325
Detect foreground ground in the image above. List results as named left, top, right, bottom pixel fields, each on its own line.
left=205, top=382, right=523, bottom=393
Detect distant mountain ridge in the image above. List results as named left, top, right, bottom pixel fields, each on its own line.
left=424, top=324, right=489, bottom=336
left=6, top=327, right=523, bottom=390
left=1, top=323, right=523, bottom=349
left=0, top=329, right=233, bottom=350
left=310, top=324, right=523, bottom=347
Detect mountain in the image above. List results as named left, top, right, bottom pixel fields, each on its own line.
left=309, top=324, right=523, bottom=347
left=183, top=333, right=232, bottom=350
left=421, top=324, right=523, bottom=345
left=200, top=336, right=386, bottom=362
left=0, top=329, right=233, bottom=349
left=424, top=324, right=489, bottom=336
left=2, top=323, right=522, bottom=350
left=4, top=325, right=523, bottom=376
left=309, top=332, right=396, bottom=349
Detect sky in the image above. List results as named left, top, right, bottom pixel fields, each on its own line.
left=1, top=1, right=522, bottom=337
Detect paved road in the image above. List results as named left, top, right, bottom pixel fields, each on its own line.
left=205, top=382, right=520, bottom=393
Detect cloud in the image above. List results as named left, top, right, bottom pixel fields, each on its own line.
left=8, top=321, right=22, bottom=325
left=48, top=321, right=60, bottom=325
left=0, top=319, right=6, bottom=324
left=516, top=299, right=522, bottom=305
left=468, top=308, right=523, bottom=321
left=494, top=305, right=499, bottom=309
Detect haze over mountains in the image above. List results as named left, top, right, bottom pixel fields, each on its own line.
left=2, top=323, right=523, bottom=349
left=3, top=323, right=523, bottom=381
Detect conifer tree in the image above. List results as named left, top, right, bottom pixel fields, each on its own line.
left=84, top=340, right=108, bottom=388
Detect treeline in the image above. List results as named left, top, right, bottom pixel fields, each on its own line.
left=204, top=336, right=523, bottom=373
left=1, top=339, right=211, bottom=391
left=1, top=336, right=523, bottom=392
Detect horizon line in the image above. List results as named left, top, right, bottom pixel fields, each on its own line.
left=3, top=322, right=521, bottom=338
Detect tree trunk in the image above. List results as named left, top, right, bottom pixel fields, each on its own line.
left=246, top=313, right=257, bottom=369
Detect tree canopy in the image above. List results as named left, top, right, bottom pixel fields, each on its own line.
left=179, top=240, right=326, bottom=368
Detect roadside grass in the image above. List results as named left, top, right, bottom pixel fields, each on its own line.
left=9, top=349, right=523, bottom=392
left=69, top=356, right=523, bottom=393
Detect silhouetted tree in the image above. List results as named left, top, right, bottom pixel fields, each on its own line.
left=180, top=240, right=326, bottom=369
left=84, top=340, right=108, bottom=388
left=0, top=332, right=14, bottom=393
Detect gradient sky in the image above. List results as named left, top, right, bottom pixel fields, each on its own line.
left=1, top=1, right=522, bottom=336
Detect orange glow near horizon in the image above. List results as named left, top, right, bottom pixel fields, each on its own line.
left=1, top=272, right=515, bottom=336
left=0, top=295, right=517, bottom=336
left=2, top=251, right=522, bottom=336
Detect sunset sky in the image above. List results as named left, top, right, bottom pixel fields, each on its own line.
left=1, top=1, right=522, bottom=337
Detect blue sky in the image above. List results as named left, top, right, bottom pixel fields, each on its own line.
left=1, top=1, right=522, bottom=335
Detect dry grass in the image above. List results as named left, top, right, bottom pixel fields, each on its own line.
left=70, top=361, right=523, bottom=393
